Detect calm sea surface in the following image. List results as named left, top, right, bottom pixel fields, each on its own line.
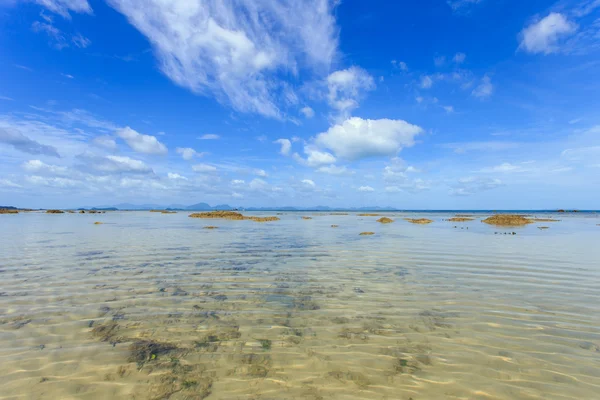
left=1, top=211, right=599, bottom=399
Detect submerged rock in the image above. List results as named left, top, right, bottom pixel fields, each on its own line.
left=331, top=225, right=339, bottom=228
left=94, top=222, right=103, bottom=225
left=204, top=226, right=218, bottom=229
left=404, top=218, right=433, bottom=224
left=189, top=211, right=279, bottom=222
left=46, top=209, right=64, bottom=214
left=448, top=217, right=474, bottom=222
left=0, top=209, right=19, bottom=214
left=377, top=217, right=394, bottom=224
left=482, top=215, right=532, bottom=226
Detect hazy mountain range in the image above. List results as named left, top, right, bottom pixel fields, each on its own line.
left=85, top=203, right=400, bottom=211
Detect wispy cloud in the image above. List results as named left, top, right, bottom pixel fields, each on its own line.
left=107, top=0, right=339, bottom=118
left=0, top=128, right=60, bottom=157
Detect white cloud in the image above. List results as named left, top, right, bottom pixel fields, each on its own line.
left=358, top=186, right=374, bottom=192
left=249, top=178, right=269, bottom=191
left=0, top=127, right=60, bottom=157
left=420, top=75, right=433, bottom=89
left=199, top=134, right=220, bottom=140
left=72, top=33, right=91, bottom=48
left=0, top=95, right=13, bottom=101
left=176, top=147, right=200, bottom=160
left=296, top=145, right=336, bottom=167
left=300, top=106, right=315, bottom=118
left=472, top=75, right=493, bottom=99
left=274, top=138, right=292, bottom=155
left=232, top=192, right=244, bottom=198
left=26, top=175, right=81, bottom=188
left=391, top=60, right=408, bottom=71
left=450, top=176, right=503, bottom=196
left=479, top=162, right=527, bottom=173
left=93, top=135, right=117, bottom=150
left=254, top=169, right=268, bottom=177
left=192, top=163, right=217, bottom=173
left=33, top=0, right=93, bottom=18
left=231, top=179, right=245, bottom=185
left=453, top=52, right=466, bottom=63
left=314, top=117, right=423, bottom=161
left=326, top=66, right=375, bottom=118
left=0, top=179, right=22, bottom=188
left=301, top=179, right=315, bottom=187
left=107, top=0, right=338, bottom=118
left=316, top=164, right=352, bottom=175
left=22, top=159, right=68, bottom=174
left=443, top=105, right=455, bottom=114
left=167, top=172, right=187, bottom=180
left=61, top=73, right=74, bottom=79
left=82, top=154, right=154, bottom=174
left=116, top=127, right=168, bottom=155
left=441, top=141, right=520, bottom=153
left=519, top=13, right=577, bottom=54
left=561, top=146, right=600, bottom=162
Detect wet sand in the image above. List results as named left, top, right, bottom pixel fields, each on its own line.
left=0, top=211, right=599, bottom=399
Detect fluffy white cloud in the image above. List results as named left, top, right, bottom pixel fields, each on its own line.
left=358, top=186, right=374, bottom=192
left=231, top=179, right=245, bottom=185
left=81, top=154, right=154, bottom=174
left=116, top=127, right=168, bottom=155
left=472, top=75, right=493, bottom=99
left=22, top=159, right=68, bottom=175
left=93, top=135, right=117, bottom=150
left=301, top=179, right=315, bottom=187
left=296, top=145, right=336, bottom=167
left=176, top=147, right=200, bottom=160
left=199, top=134, right=220, bottom=140
left=300, top=106, right=315, bottom=118
left=192, top=163, right=217, bottom=172
left=274, top=138, right=292, bottom=155
left=519, top=13, right=577, bottom=54
left=254, top=169, right=268, bottom=177
left=326, top=66, right=375, bottom=118
left=167, top=172, right=187, bottom=180
left=453, top=52, right=466, bottom=63
left=0, top=178, right=22, bottom=188
left=107, top=0, right=338, bottom=118
left=314, top=117, right=423, bottom=161
left=317, top=164, right=352, bottom=175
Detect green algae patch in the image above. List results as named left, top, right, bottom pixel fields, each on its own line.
left=482, top=215, right=533, bottom=226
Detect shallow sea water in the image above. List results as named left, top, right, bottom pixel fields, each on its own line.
left=1, top=211, right=599, bottom=400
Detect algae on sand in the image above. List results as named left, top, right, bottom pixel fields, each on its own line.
left=482, top=215, right=533, bottom=226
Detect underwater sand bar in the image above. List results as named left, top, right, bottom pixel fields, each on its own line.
left=482, top=215, right=533, bottom=226
left=189, top=211, right=280, bottom=222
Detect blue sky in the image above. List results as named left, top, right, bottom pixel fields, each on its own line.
left=1, top=0, right=599, bottom=209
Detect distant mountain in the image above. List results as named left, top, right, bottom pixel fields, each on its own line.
left=185, top=202, right=212, bottom=210
left=82, top=202, right=401, bottom=212
left=0, top=206, right=17, bottom=210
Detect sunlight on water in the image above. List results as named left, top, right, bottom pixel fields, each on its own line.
left=1, top=212, right=599, bottom=399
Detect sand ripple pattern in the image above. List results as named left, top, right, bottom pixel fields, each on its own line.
left=0, top=211, right=599, bottom=399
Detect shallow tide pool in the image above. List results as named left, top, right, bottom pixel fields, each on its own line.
left=1, top=212, right=599, bottom=399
